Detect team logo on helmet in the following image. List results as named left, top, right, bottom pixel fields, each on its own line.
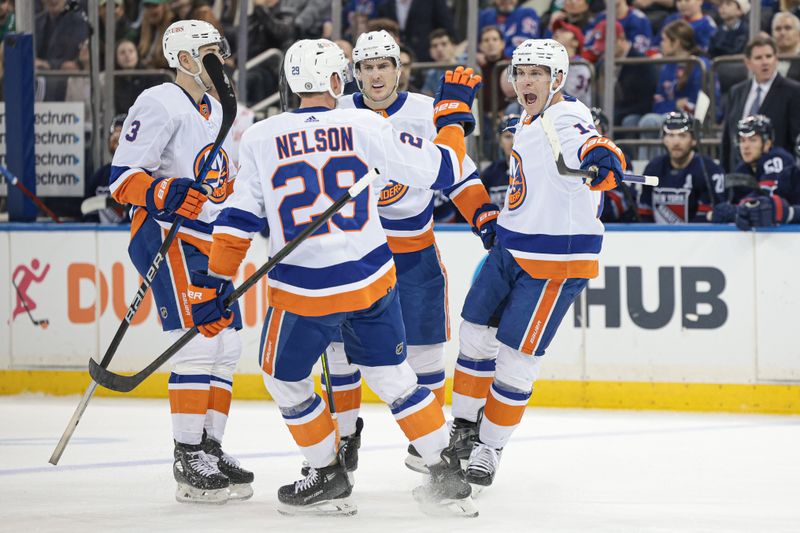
left=193, top=143, right=231, bottom=204
left=507, top=150, right=526, bottom=210
left=378, top=180, right=409, bottom=206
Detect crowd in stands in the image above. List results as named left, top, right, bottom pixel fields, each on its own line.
left=0, top=0, right=799, bottom=227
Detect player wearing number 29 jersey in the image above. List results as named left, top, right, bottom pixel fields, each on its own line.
left=211, top=105, right=462, bottom=315
left=190, top=39, right=482, bottom=516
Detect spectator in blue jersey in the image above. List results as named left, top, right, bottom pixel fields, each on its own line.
left=583, top=0, right=653, bottom=58
left=84, top=114, right=130, bottom=224
left=653, top=0, right=718, bottom=52
left=342, top=0, right=382, bottom=34
left=714, top=115, right=800, bottom=228
left=708, top=0, right=749, bottom=57
left=635, top=20, right=718, bottom=157
left=479, top=0, right=542, bottom=57
left=547, top=0, right=596, bottom=36
left=639, top=112, right=725, bottom=223
left=480, top=114, right=519, bottom=207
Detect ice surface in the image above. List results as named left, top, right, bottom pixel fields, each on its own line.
left=1, top=396, right=799, bottom=532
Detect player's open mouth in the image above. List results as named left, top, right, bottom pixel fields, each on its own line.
left=372, top=82, right=385, bottom=90
left=523, top=93, right=536, bottom=105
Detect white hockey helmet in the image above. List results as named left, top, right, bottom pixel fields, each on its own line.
left=509, top=39, right=570, bottom=111
left=284, top=39, right=350, bottom=99
left=163, top=20, right=230, bottom=90
left=352, top=30, right=402, bottom=101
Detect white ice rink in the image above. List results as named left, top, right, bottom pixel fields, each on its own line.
left=1, top=396, right=799, bottom=532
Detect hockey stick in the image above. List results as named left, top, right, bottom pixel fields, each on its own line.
left=539, top=114, right=660, bottom=187
left=0, top=166, right=61, bottom=223
left=320, top=351, right=343, bottom=464
left=48, top=54, right=237, bottom=466
left=10, top=278, right=50, bottom=329
left=88, top=168, right=382, bottom=393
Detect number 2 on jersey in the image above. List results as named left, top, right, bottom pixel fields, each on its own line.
left=272, top=155, right=369, bottom=241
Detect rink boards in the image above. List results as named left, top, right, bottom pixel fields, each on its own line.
left=1, top=223, right=799, bottom=413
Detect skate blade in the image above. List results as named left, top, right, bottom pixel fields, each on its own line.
left=277, top=498, right=357, bottom=517
left=175, top=483, right=229, bottom=504
left=404, top=454, right=430, bottom=474
left=468, top=483, right=487, bottom=498
left=228, top=483, right=254, bottom=501
left=412, top=487, right=479, bottom=518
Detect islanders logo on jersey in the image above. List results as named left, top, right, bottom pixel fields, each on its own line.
left=507, top=150, right=526, bottom=210
left=378, top=180, right=409, bottom=207
left=193, top=143, right=231, bottom=204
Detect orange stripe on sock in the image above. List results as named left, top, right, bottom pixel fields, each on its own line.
left=484, top=392, right=526, bottom=427
left=520, top=279, right=564, bottom=355
left=287, top=409, right=335, bottom=448
left=262, top=309, right=283, bottom=376
left=169, top=389, right=210, bottom=415
left=208, top=386, right=232, bottom=415
left=431, top=386, right=445, bottom=406
left=323, top=387, right=362, bottom=414
left=453, top=370, right=493, bottom=399
left=396, top=397, right=446, bottom=441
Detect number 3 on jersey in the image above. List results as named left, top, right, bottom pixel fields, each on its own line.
left=272, top=155, right=369, bottom=241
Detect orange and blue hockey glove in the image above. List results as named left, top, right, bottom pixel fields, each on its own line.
left=433, top=66, right=482, bottom=135
left=579, top=137, right=627, bottom=192
left=146, top=177, right=208, bottom=219
left=188, top=271, right=234, bottom=338
left=472, top=203, right=499, bottom=249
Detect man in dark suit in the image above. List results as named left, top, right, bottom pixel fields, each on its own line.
left=377, top=0, right=456, bottom=62
left=722, top=34, right=800, bottom=171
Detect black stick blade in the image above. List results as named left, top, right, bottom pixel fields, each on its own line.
left=88, top=359, right=138, bottom=393
left=202, top=53, right=237, bottom=131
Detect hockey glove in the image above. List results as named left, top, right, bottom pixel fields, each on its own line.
left=146, top=177, right=208, bottom=219
left=472, top=203, right=499, bottom=250
left=433, top=66, right=482, bottom=135
left=709, top=202, right=737, bottom=223
left=188, top=271, right=234, bottom=338
left=735, top=195, right=796, bottom=231
left=579, top=137, right=626, bottom=192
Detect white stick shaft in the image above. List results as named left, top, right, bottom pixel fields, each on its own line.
left=49, top=381, right=98, bottom=465
left=347, top=168, right=381, bottom=198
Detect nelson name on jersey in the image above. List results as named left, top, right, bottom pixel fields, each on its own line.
left=275, top=126, right=354, bottom=159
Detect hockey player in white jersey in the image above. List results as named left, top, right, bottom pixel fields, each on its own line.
left=316, top=30, right=499, bottom=475
left=186, top=39, right=482, bottom=516
left=109, top=20, right=253, bottom=503
left=448, top=39, right=627, bottom=491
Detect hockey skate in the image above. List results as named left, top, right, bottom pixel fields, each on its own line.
left=301, top=417, right=363, bottom=477
left=412, top=446, right=478, bottom=518
left=449, top=417, right=479, bottom=469
left=173, top=441, right=230, bottom=504
left=465, top=440, right=502, bottom=496
left=404, top=443, right=428, bottom=474
left=278, top=460, right=356, bottom=516
left=201, top=432, right=254, bottom=501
